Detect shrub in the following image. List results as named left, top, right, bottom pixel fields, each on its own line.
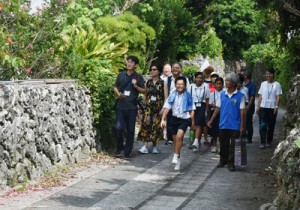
left=58, top=25, right=128, bottom=150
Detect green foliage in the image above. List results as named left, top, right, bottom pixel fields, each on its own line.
left=182, top=65, right=200, bottom=83
left=209, top=0, right=263, bottom=59
left=193, top=28, right=223, bottom=59
left=243, top=40, right=294, bottom=101
left=132, top=0, right=202, bottom=63
left=95, top=12, right=156, bottom=72
left=294, top=138, right=300, bottom=149
left=58, top=25, right=128, bottom=149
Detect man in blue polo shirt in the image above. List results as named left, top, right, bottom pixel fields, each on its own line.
left=208, top=72, right=245, bottom=171
left=242, top=67, right=257, bottom=143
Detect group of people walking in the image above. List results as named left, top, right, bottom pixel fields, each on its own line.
left=113, top=55, right=282, bottom=171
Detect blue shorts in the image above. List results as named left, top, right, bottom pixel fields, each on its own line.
left=169, top=116, right=191, bottom=136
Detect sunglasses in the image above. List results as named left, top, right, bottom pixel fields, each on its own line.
left=150, top=68, right=158, bottom=72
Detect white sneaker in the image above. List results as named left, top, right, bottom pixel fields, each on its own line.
left=152, top=147, right=158, bottom=154
left=192, top=144, right=199, bottom=152
left=174, top=159, right=181, bottom=171
left=172, top=155, right=179, bottom=164
left=139, top=146, right=148, bottom=154
left=211, top=146, right=217, bottom=153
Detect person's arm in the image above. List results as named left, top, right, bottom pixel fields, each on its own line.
left=246, top=96, right=255, bottom=111
left=114, top=86, right=125, bottom=99
left=274, top=95, right=280, bottom=114
left=207, top=107, right=220, bottom=127
left=190, top=110, right=195, bottom=130
left=205, top=98, right=209, bottom=115
left=133, top=83, right=146, bottom=94
left=164, top=80, right=168, bottom=104
left=132, top=76, right=146, bottom=94
left=256, top=95, right=262, bottom=114
left=240, top=108, right=245, bottom=136
left=161, top=108, right=170, bottom=128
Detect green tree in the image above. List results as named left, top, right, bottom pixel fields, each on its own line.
left=131, top=0, right=201, bottom=63
left=95, top=12, right=156, bottom=72
left=209, top=0, right=263, bottom=59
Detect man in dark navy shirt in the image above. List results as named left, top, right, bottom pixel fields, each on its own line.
left=114, top=56, right=145, bottom=158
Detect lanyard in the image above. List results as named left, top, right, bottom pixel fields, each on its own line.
left=268, top=84, right=273, bottom=99
left=195, top=85, right=205, bottom=102
left=124, top=73, right=136, bottom=90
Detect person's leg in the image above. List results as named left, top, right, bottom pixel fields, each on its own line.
left=174, top=130, right=185, bottom=155
left=266, top=109, right=277, bottom=145
left=218, top=129, right=230, bottom=165
left=258, top=108, right=267, bottom=147
left=192, top=125, right=201, bottom=150
left=228, top=130, right=239, bottom=170
left=246, top=112, right=254, bottom=143
left=115, top=108, right=126, bottom=154
left=124, top=109, right=137, bottom=157
left=166, top=110, right=173, bottom=144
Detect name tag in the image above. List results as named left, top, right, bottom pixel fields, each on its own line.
left=150, top=96, right=157, bottom=101
left=196, top=102, right=201, bottom=107
left=266, top=99, right=275, bottom=102
left=124, top=91, right=131, bottom=96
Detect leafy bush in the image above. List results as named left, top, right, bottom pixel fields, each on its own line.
left=182, top=65, right=200, bottom=83
left=58, top=25, right=128, bottom=149
left=243, top=41, right=294, bottom=102
left=95, top=12, right=156, bottom=72
left=194, top=28, right=223, bottom=59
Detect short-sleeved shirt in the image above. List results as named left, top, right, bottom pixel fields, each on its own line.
left=188, top=83, right=210, bottom=103
left=258, top=81, right=282, bottom=108
left=163, top=92, right=196, bottom=119
left=209, top=90, right=222, bottom=106
left=239, top=86, right=249, bottom=102
left=115, top=70, right=145, bottom=109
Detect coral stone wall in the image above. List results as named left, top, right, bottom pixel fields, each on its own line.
left=267, top=74, right=300, bottom=210
left=0, top=80, right=95, bottom=187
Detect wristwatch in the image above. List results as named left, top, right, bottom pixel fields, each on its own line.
left=275, top=105, right=278, bottom=108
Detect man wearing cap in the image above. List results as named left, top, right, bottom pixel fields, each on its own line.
left=208, top=72, right=245, bottom=171
left=256, top=68, right=282, bottom=148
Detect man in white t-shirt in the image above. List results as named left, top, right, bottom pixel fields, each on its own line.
left=256, top=68, right=282, bottom=148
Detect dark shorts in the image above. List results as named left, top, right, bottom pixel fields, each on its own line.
left=194, top=102, right=206, bottom=127
left=169, top=116, right=191, bottom=136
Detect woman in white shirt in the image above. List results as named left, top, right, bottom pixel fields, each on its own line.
left=256, top=68, right=282, bottom=148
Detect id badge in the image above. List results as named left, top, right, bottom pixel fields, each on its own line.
left=124, top=91, right=131, bottom=96
left=196, top=102, right=201, bottom=107
left=266, top=99, right=274, bottom=103
left=150, top=96, right=157, bottom=101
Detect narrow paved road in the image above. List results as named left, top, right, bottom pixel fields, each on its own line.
left=2, top=108, right=284, bottom=210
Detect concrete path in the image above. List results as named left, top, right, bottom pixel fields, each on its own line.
left=1, top=108, right=285, bottom=210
